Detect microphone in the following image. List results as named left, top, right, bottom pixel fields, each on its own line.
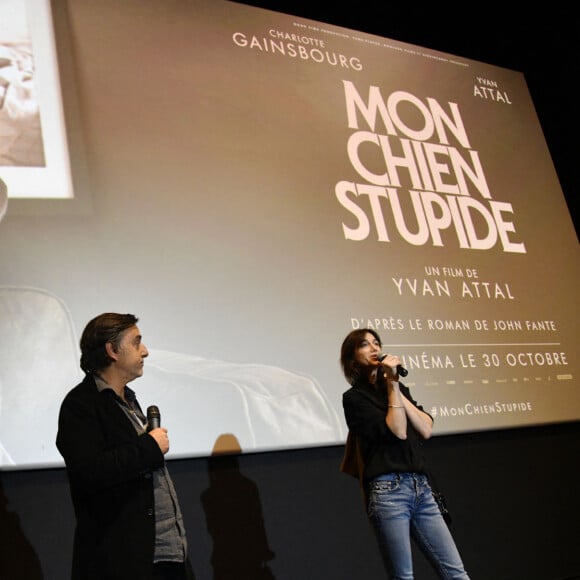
left=146, top=405, right=161, bottom=432
left=378, top=353, right=408, bottom=377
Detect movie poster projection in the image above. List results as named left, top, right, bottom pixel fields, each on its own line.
left=0, top=0, right=73, bottom=203
left=0, top=0, right=578, bottom=469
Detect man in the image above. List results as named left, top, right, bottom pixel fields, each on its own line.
left=56, top=313, right=191, bottom=580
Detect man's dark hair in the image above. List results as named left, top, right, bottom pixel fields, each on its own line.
left=79, top=313, right=139, bottom=374
left=340, top=328, right=382, bottom=386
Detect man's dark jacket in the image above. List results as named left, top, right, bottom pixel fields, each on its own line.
left=56, top=374, right=165, bottom=579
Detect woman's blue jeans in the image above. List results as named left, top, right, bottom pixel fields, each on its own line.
left=367, top=472, right=469, bottom=579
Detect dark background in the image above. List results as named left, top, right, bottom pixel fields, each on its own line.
left=2, top=421, right=579, bottom=579
left=0, top=3, right=578, bottom=580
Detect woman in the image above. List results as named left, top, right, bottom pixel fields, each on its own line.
left=340, top=328, right=469, bottom=579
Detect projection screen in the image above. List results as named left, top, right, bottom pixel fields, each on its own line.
left=0, top=0, right=578, bottom=469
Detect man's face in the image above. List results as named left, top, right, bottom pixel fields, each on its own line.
left=112, top=325, right=149, bottom=383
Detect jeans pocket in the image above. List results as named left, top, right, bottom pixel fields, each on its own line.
left=371, top=479, right=399, bottom=493
left=367, top=477, right=400, bottom=517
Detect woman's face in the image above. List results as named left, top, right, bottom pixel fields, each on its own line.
left=354, top=332, right=382, bottom=368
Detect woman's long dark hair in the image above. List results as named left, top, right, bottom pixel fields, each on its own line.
left=340, top=328, right=382, bottom=386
